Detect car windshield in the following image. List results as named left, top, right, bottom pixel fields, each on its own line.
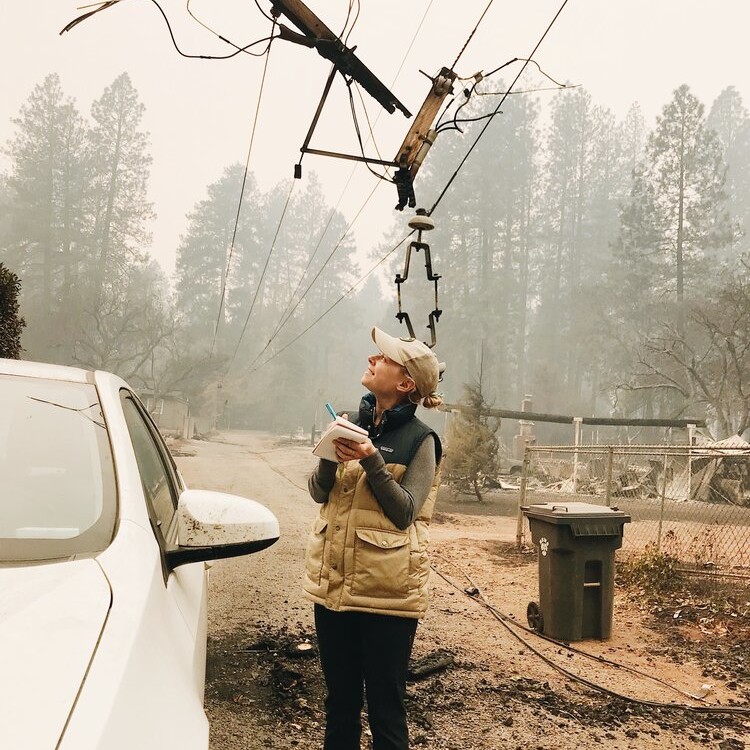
left=0, top=374, right=116, bottom=562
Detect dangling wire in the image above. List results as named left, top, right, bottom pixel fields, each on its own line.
left=242, top=0, right=435, bottom=373
left=210, top=16, right=277, bottom=358
left=186, top=0, right=278, bottom=57
left=345, top=76, right=395, bottom=184
left=226, top=180, right=297, bottom=373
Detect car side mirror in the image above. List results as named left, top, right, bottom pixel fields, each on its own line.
left=164, top=489, right=280, bottom=570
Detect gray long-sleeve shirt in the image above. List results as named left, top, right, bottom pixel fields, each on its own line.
left=307, top=435, right=437, bottom=530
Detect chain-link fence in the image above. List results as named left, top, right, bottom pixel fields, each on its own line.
left=516, top=444, right=750, bottom=579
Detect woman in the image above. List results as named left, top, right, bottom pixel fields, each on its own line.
left=304, top=327, right=444, bottom=750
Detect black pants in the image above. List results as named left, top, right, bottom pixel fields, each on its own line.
left=314, top=604, right=418, bottom=750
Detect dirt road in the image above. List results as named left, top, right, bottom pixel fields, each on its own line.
left=176, top=431, right=749, bottom=750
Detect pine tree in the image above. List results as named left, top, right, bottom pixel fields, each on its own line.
left=530, top=89, right=626, bottom=412
left=409, top=87, right=541, bottom=407
left=174, top=164, right=263, bottom=342
left=444, top=382, right=499, bottom=502
left=620, top=85, right=732, bottom=305
left=88, top=73, right=154, bottom=286
left=707, top=86, right=750, bottom=258
left=1, top=73, right=89, bottom=357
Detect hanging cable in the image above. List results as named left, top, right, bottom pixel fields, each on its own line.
left=186, top=0, right=277, bottom=57
left=437, top=58, right=574, bottom=135
left=242, top=1, right=435, bottom=369
left=344, top=0, right=361, bottom=44
left=249, top=232, right=414, bottom=375
left=210, top=21, right=276, bottom=358
left=246, top=179, right=383, bottom=372
left=226, top=180, right=297, bottom=372
left=477, top=83, right=580, bottom=96
left=345, top=76, right=395, bottom=184
left=354, top=83, right=392, bottom=179
left=150, top=0, right=278, bottom=59
left=429, top=0, right=572, bottom=216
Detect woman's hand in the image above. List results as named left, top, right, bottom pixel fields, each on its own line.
left=333, top=436, right=377, bottom=462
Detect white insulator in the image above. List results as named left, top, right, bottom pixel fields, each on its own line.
left=408, top=211, right=435, bottom=232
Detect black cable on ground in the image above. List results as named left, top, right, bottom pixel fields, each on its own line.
left=430, top=560, right=750, bottom=717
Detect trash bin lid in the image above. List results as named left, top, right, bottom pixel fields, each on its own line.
left=522, top=502, right=630, bottom=536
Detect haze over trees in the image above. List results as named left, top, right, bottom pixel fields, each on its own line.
left=2, top=72, right=750, bottom=438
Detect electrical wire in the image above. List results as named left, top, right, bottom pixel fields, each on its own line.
left=227, top=181, right=297, bottom=371
left=186, top=0, right=277, bottom=57
left=344, top=0, right=361, bottom=44
left=429, top=0, right=572, bottom=215
left=431, top=561, right=750, bottom=716
left=253, top=0, right=276, bottom=24
left=210, top=23, right=276, bottom=358
left=354, top=82, right=393, bottom=179
left=345, top=76, right=395, bottom=184
left=246, top=179, right=384, bottom=373
left=476, top=83, right=581, bottom=96
left=450, top=0, right=496, bottom=72
left=437, top=58, right=574, bottom=135
left=240, top=1, right=435, bottom=371
left=150, top=0, right=277, bottom=59
left=249, top=232, right=414, bottom=375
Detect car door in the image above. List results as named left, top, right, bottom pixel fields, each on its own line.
left=119, top=391, right=209, bottom=699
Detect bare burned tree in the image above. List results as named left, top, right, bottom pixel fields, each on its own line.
left=619, top=259, right=750, bottom=437
left=72, top=262, right=172, bottom=384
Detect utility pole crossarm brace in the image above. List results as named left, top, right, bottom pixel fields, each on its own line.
left=270, top=0, right=411, bottom=117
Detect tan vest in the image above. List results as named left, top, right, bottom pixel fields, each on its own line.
left=303, top=458, right=440, bottom=618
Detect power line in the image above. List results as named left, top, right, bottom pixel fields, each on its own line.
left=246, top=179, right=383, bottom=372
left=151, top=0, right=277, bottom=59
left=429, top=0, right=572, bottom=215
left=227, top=180, right=297, bottom=372
left=450, top=0, right=496, bottom=72
left=249, top=0, right=570, bottom=371
left=210, top=26, right=276, bottom=358
left=241, top=1, right=435, bottom=370
left=355, top=82, right=393, bottom=179
left=249, top=232, right=413, bottom=374
left=186, top=0, right=277, bottom=57
left=345, top=77, right=394, bottom=183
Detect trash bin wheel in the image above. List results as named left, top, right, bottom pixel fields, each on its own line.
left=527, top=601, right=544, bottom=633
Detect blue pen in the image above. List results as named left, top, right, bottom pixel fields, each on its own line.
left=325, top=402, right=337, bottom=420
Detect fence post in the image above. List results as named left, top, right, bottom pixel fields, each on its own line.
left=656, top=452, right=669, bottom=550
left=605, top=446, right=614, bottom=507
left=572, top=417, right=583, bottom=492
left=515, top=449, right=531, bottom=548
left=687, top=423, right=696, bottom=501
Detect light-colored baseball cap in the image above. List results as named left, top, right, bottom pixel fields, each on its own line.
left=371, top=327, right=445, bottom=398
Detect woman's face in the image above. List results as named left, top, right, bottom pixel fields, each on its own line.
left=361, top=353, right=413, bottom=398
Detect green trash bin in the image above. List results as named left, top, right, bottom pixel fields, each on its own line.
left=522, top=502, right=631, bottom=642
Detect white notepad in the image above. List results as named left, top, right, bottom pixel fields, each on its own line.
left=313, top=416, right=369, bottom=462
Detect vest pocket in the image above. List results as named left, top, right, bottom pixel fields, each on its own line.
left=305, top=516, right=328, bottom=586
left=352, top=527, right=410, bottom=598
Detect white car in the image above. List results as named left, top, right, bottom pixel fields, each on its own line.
left=0, top=358, right=279, bottom=750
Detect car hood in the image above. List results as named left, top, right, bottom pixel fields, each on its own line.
left=0, top=558, right=112, bottom=750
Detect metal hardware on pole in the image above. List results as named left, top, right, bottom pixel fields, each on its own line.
left=395, top=209, right=442, bottom=347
